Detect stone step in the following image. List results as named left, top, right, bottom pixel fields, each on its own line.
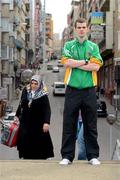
left=0, top=160, right=119, bottom=180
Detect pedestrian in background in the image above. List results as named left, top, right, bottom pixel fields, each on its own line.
left=15, top=74, right=54, bottom=159
left=77, top=111, right=86, bottom=160
left=59, top=18, right=103, bottom=165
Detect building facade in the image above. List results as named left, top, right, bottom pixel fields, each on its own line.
left=45, top=13, right=53, bottom=60
left=0, top=0, right=31, bottom=103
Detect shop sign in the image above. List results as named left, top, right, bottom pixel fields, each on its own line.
left=91, top=12, right=103, bottom=25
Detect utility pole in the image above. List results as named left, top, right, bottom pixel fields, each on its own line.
left=43, top=0, right=46, bottom=61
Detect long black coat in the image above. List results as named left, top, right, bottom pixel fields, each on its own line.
left=16, top=88, right=54, bottom=159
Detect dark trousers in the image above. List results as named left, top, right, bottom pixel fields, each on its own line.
left=61, top=86, right=99, bottom=161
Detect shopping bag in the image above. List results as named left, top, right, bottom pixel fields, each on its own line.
left=1, top=120, right=19, bottom=147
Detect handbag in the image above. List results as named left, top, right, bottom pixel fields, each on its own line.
left=1, top=119, right=19, bottom=147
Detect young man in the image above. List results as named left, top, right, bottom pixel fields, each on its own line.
left=59, top=18, right=103, bottom=165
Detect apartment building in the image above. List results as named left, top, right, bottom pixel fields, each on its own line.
left=53, top=33, right=61, bottom=59
left=114, top=0, right=120, bottom=108
left=45, top=13, right=53, bottom=60
left=0, top=0, right=14, bottom=102
left=0, top=0, right=31, bottom=104
left=34, top=0, right=41, bottom=67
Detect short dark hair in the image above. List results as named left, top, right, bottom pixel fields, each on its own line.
left=74, top=18, right=87, bottom=28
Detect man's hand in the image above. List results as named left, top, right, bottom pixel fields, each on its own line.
left=64, top=59, right=85, bottom=68
left=79, top=62, right=100, bottom=71
left=43, top=123, right=49, bottom=133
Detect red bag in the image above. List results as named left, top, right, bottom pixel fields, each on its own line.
left=1, top=120, right=19, bottom=147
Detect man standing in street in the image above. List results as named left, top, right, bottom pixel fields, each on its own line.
left=59, top=18, right=103, bottom=165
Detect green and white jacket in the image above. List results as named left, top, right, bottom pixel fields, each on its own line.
left=61, top=38, right=103, bottom=89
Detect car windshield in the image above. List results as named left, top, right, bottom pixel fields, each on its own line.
left=55, top=84, right=65, bottom=88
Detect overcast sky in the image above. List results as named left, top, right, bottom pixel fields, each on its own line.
left=45, top=0, right=72, bottom=35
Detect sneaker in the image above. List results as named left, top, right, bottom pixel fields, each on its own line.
left=46, top=158, right=52, bottom=160
left=89, top=158, right=101, bottom=165
left=59, top=158, right=72, bottom=165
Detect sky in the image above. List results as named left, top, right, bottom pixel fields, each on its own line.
left=45, top=0, right=72, bottom=35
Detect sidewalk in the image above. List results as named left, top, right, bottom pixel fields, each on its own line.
left=0, top=160, right=119, bottom=180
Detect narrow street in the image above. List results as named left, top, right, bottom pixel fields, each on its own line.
left=0, top=61, right=120, bottom=161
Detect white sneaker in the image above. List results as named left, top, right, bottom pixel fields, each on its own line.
left=89, top=158, right=101, bottom=165
left=59, top=158, right=72, bottom=165
left=46, top=158, right=52, bottom=160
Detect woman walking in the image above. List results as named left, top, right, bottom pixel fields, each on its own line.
left=15, top=74, right=54, bottom=159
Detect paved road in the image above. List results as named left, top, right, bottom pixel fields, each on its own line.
left=0, top=61, right=120, bottom=161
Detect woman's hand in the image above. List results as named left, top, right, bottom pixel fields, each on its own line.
left=43, top=123, right=49, bottom=133
left=14, top=116, right=19, bottom=121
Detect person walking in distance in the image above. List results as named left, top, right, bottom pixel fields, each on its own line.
left=15, top=75, right=54, bottom=159
left=59, top=18, right=103, bottom=165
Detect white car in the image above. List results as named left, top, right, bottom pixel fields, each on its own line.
left=2, top=112, right=16, bottom=126
left=53, top=82, right=66, bottom=96
left=52, top=66, right=59, bottom=72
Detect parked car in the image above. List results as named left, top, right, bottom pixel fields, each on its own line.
left=52, top=66, right=59, bottom=73
left=5, top=105, right=13, bottom=113
left=58, top=63, right=63, bottom=67
left=57, top=60, right=63, bottom=67
left=97, top=100, right=107, bottom=118
left=2, top=112, right=16, bottom=127
left=47, top=64, right=53, bottom=70
left=52, top=82, right=66, bottom=96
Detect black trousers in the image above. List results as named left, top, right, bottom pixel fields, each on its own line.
left=61, top=86, right=99, bottom=161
